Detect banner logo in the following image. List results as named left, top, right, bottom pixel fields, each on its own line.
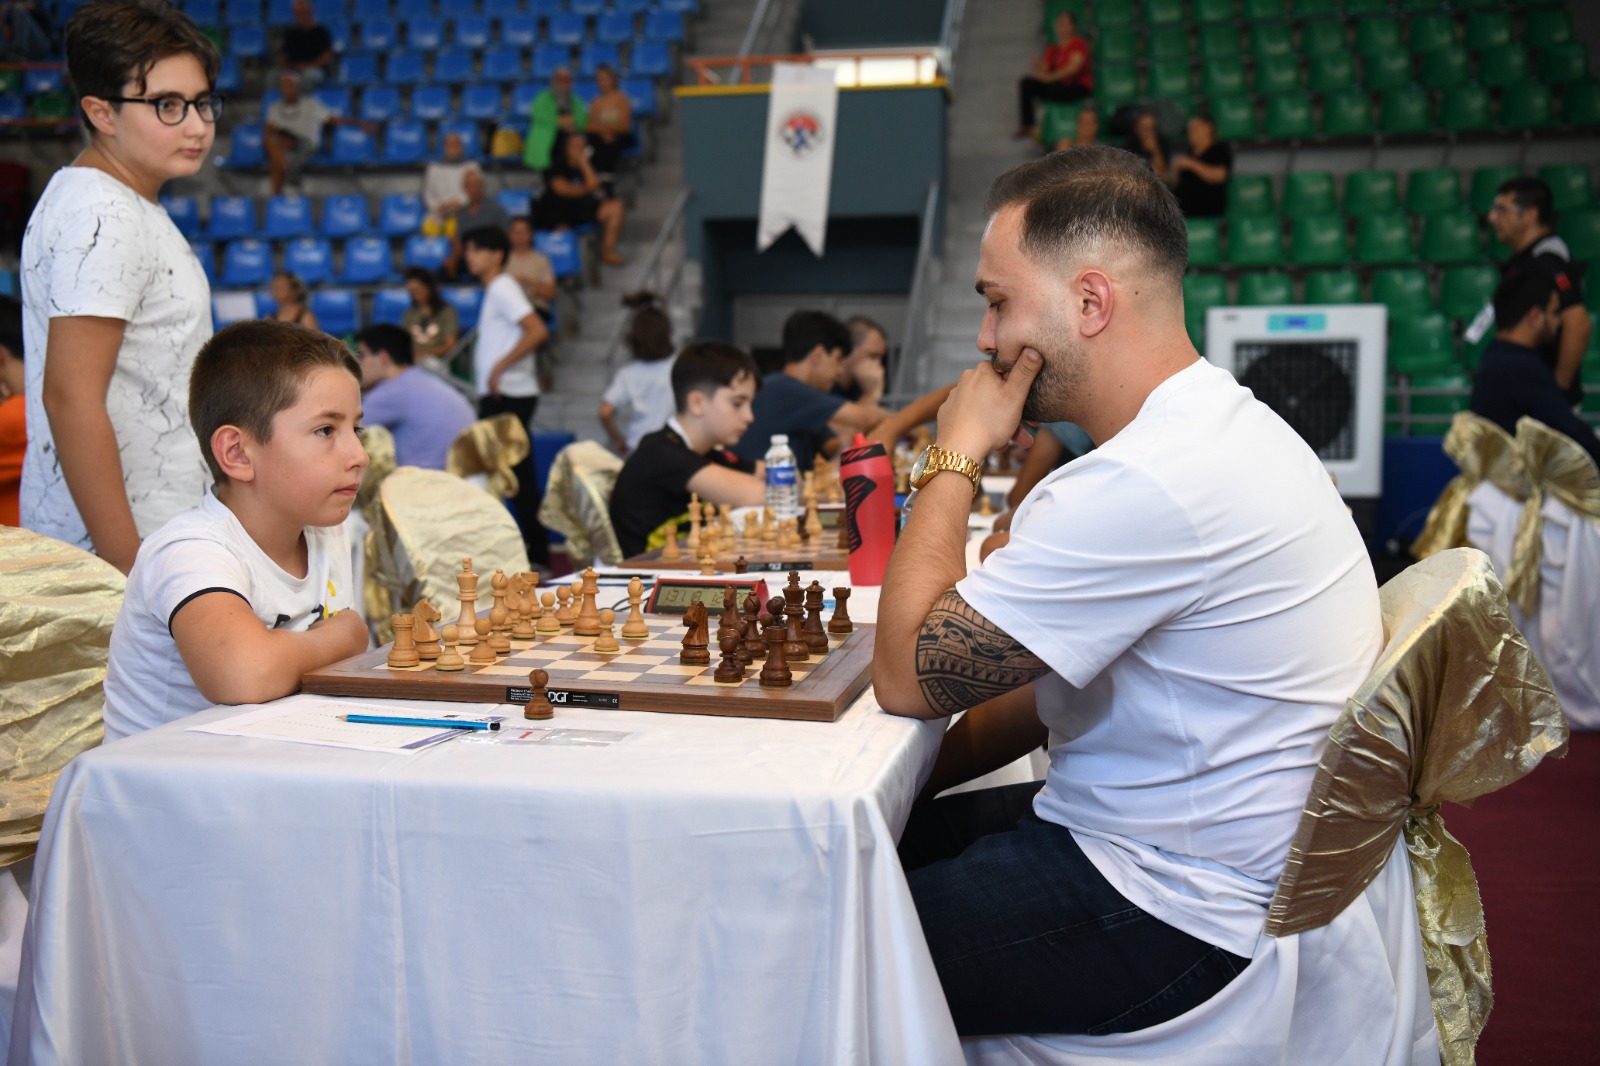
left=779, top=110, right=823, bottom=156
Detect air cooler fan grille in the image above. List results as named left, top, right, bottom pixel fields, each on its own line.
left=1233, top=341, right=1357, bottom=460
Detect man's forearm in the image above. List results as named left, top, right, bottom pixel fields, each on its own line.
left=1554, top=307, right=1591, bottom=391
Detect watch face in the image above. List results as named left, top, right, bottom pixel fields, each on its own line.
left=909, top=445, right=931, bottom=486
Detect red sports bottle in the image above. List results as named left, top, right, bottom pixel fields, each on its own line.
left=839, top=433, right=895, bottom=586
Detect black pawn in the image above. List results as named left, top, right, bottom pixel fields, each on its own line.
left=714, top=628, right=745, bottom=683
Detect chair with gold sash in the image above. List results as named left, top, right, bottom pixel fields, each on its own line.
left=961, top=548, right=1565, bottom=1065
left=538, top=440, right=624, bottom=568
left=0, top=528, right=124, bottom=1044
left=445, top=414, right=531, bottom=501
left=1413, top=412, right=1528, bottom=562
left=352, top=425, right=398, bottom=639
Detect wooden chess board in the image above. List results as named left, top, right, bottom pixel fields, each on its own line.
left=302, top=616, right=876, bottom=723
left=619, top=537, right=853, bottom=573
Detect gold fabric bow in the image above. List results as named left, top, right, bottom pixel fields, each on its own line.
left=1412, top=413, right=1529, bottom=560
left=538, top=441, right=625, bottom=566
left=1504, top=417, right=1600, bottom=614
left=446, top=414, right=531, bottom=502
left=376, top=467, right=531, bottom=612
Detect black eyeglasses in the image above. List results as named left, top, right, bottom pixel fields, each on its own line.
left=101, top=92, right=225, bottom=125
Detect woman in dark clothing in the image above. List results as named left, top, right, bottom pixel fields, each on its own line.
left=534, top=130, right=626, bottom=266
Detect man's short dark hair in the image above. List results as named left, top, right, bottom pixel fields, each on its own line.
left=846, top=315, right=886, bottom=349
left=66, top=0, right=221, bottom=131
left=462, top=225, right=509, bottom=263
left=1496, top=176, right=1556, bottom=228
left=0, top=296, right=22, bottom=362
left=671, top=341, right=760, bottom=411
left=1493, top=265, right=1558, bottom=333
left=781, top=310, right=851, bottom=364
left=356, top=323, right=413, bottom=367
left=984, top=145, right=1189, bottom=289
left=190, top=321, right=362, bottom=484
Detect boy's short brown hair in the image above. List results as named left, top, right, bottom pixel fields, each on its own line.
left=190, top=321, right=361, bottom=483
left=66, top=0, right=221, bottom=130
left=670, top=341, right=761, bottom=412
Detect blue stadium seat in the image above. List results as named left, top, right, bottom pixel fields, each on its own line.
left=579, top=43, right=619, bottom=77
left=482, top=0, right=519, bottom=17
left=206, top=195, right=258, bottom=240
left=340, top=236, right=397, bottom=283
left=461, top=84, right=504, bottom=120
left=216, top=56, right=243, bottom=94
left=324, top=19, right=351, bottom=52
left=263, top=194, right=316, bottom=239
left=186, top=0, right=219, bottom=23
left=452, top=16, right=490, bottom=50
left=571, top=77, right=598, bottom=106
left=284, top=237, right=335, bottom=285
left=190, top=240, right=217, bottom=284
left=0, top=94, right=23, bottom=123
left=629, top=41, right=671, bottom=78
left=511, top=81, right=541, bottom=116
left=394, top=0, right=431, bottom=20
left=534, top=228, right=580, bottom=279
left=380, top=121, right=428, bottom=165
left=311, top=0, right=344, bottom=21
left=658, top=0, right=697, bottom=12
left=409, top=83, right=451, bottom=121
left=212, top=293, right=262, bottom=327
left=377, top=193, right=425, bottom=236
left=341, top=53, right=380, bottom=86
left=595, top=11, right=633, bottom=45
left=622, top=77, right=656, bottom=117
left=643, top=10, right=684, bottom=43
left=434, top=50, right=476, bottom=84
left=406, top=16, right=443, bottom=49
left=229, top=25, right=266, bottom=59
left=442, top=286, right=483, bottom=331
left=219, top=238, right=273, bottom=288
left=529, top=0, right=563, bottom=17
left=223, top=0, right=258, bottom=26
left=266, top=0, right=294, bottom=24
left=569, top=0, right=602, bottom=16
left=320, top=194, right=370, bottom=238
left=360, top=17, right=397, bottom=50
left=501, top=15, right=538, bottom=47
left=222, top=123, right=266, bottom=169
left=483, top=46, right=524, bottom=83
left=351, top=0, right=387, bottom=20
left=310, top=288, right=360, bottom=335
left=160, top=195, right=203, bottom=239
left=403, top=234, right=452, bottom=272
left=313, top=86, right=351, bottom=115
left=387, top=50, right=428, bottom=85
left=360, top=84, right=402, bottom=122
left=327, top=126, right=375, bottom=166
left=547, top=13, right=584, bottom=46
left=371, top=287, right=412, bottom=325
left=439, top=119, right=482, bottom=158
left=22, top=68, right=61, bottom=94
left=532, top=45, right=569, bottom=79
left=497, top=188, right=533, bottom=217
left=614, top=0, right=650, bottom=15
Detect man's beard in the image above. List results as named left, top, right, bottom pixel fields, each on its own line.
left=1017, top=318, right=1087, bottom=424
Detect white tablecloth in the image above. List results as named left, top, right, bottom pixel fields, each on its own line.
left=11, top=694, right=962, bottom=1065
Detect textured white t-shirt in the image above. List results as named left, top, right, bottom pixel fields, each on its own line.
left=472, top=273, right=538, bottom=398
left=102, top=491, right=356, bottom=741
left=20, top=167, right=212, bottom=550
left=957, top=358, right=1382, bottom=958
left=602, top=357, right=677, bottom=451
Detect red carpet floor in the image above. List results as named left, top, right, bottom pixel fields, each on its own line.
left=1445, top=731, right=1600, bottom=1063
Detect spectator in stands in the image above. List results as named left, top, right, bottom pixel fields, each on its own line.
left=1052, top=105, right=1099, bottom=152
left=523, top=66, right=586, bottom=173
left=834, top=315, right=887, bottom=405
left=0, top=295, right=24, bottom=526
left=536, top=131, right=626, bottom=268
left=21, top=0, right=219, bottom=573
left=505, top=216, right=557, bottom=325
left=264, top=271, right=318, bottom=330
left=1014, top=9, right=1093, bottom=141
left=354, top=323, right=476, bottom=470
left=263, top=70, right=370, bottom=195
left=401, top=267, right=459, bottom=361
left=445, top=166, right=508, bottom=278
left=599, top=291, right=676, bottom=456
left=1126, top=110, right=1171, bottom=182
left=585, top=64, right=635, bottom=183
left=1488, top=176, right=1592, bottom=408
left=1169, top=113, right=1231, bottom=218
left=1470, top=266, right=1600, bottom=471
left=421, top=131, right=474, bottom=239
left=278, top=0, right=332, bottom=87
left=462, top=224, right=551, bottom=567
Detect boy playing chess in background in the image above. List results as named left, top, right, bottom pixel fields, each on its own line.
left=101, top=321, right=370, bottom=740
left=608, top=341, right=768, bottom=558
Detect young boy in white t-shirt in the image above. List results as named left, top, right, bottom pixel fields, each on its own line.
left=102, top=320, right=371, bottom=740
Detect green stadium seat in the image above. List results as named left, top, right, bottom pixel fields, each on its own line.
left=1344, top=170, right=1400, bottom=217
left=1524, top=8, right=1573, bottom=50
left=1439, top=84, right=1494, bottom=132
left=1148, top=27, right=1191, bottom=61
left=1149, top=63, right=1194, bottom=98
left=1040, top=103, right=1084, bottom=145
left=1563, top=210, right=1600, bottom=262
left=1344, top=0, right=1388, bottom=13
left=1098, top=0, right=1138, bottom=24
left=1250, top=24, right=1294, bottom=63
left=1388, top=313, right=1459, bottom=377
left=1538, top=43, right=1589, bottom=86
left=1420, top=46, right=1471, bottom=90
left=1241, top=0, right=1284, bottom=19
left=1097, top=29, right=1139, bottom=64
left=1500, top=81, right=1555, bottom=129
left=1199, top=24, right=1242, bottom=60
left=1355, top=17, right=1402, bottom=57
left=1265, top=94, right=1316, bottom=139
left=1098, top=65, right=1141, bottom=105
left=1184, top=275, right=1228, bottom=349
left=1539, top=165, right=1594, bottom=212
left=1194, top=0, right=1236, bottom=21
left=1405, top=168, right=1462, bottom=215
left=1562, top=80, right=1600, bottom=127
left=1283, top=171, right=1337, bottom=218
left=1463, top=11, right=1513, bottom=53
left=1459, top=330, right=1493, bottom=371
left=1321, top=91, right=1375, bottom=137
left=1420, top=213, right=1482, bottom=264
left=1201, top=64, right=1247, bottom=98
left=1237, top=271, right=1295, bottom=306
left=1407, top=371, right=1472, bottom=420
left=1371, top=268, right=1435, bottom=318
left=1290, top=214, right=1349, bottom=265
left=1146, top=0, right=1186, bottom=24
left=1438, top=264, right=1497, bottom=321
left=1407, top=14, right=1455, bottom=54
left=1291, top=0, right=1339, bottom=15
left=1303, top=270, right=1363, bottom=305
left=1187, top=217, right=1223, bottom=266
left=1380, top=88, right=1433, bottom=135
left=1226, top=173, right=1275, bottom=218
left=1400, top=0, right=1446, bottom=11
left=1302, top=21, right=1346, bottom=57
left=1308, top=51, right=1356, bottom=94
left=1479, top=49, right=1529, bottom=89
left=1212, top=95, right=1259, bottom=140
left=1228, top=215, right=1286, bottom=266
left=1355, top=213, right=1416, bottom=263
left=1470, top=166, right=1522, bottom=215
left=1363, top=49, right=1413, bottom=92
left=1256, top=62, right=1302, bottom=95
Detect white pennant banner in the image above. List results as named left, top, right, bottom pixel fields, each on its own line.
left=757, top=63, right=839, bottom=257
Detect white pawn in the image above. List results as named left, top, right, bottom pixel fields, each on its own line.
left=594, top=608, right=619, bottom=653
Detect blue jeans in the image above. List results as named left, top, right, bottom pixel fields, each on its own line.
left=900, top=782, right=1251, bottom=1037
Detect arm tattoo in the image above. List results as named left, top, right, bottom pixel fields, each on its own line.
left=914, top=590, right=1049, bottom=717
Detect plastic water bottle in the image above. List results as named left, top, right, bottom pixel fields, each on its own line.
left=764, top=434, right=800, bottom=519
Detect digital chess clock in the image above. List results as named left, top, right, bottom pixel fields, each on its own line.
left=645, top=576, right=771, bottom=615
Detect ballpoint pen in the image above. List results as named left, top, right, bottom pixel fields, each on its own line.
left=342, top=714, right=502, bottom=731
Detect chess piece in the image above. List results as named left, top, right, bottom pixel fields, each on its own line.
left=718, top=585, right=740, bottom=643
left=537, top=590, right=561, bottom=634
left=525, top=668, right=554, bottom=719
left=699, top=555, right=716, bottom=576
left=802, top=581, right=829, bottom=654
left=787, top=569, right=802, bottom=590
left=804, top=502, right=822, bottom=540
left=782, top=584, right=809, bottom=661
left=829, top=587, right=854, bottom=634
left=622, top=576, right=650, bottom=640
left=413, top=599, right=441, bottom=660
left=714, top=628, right=745, bottom=684
left=735, top=555, right=748, bottom=574
left=436, top=624, right=465, bottom=671
left=574, top=568, right=602, bottom=636
left=455, top=558, right=479, bottom=646
left=734, top=617, right=756, bottom=667
left=387, top=613, right=421, bottom=668
left=680, top=601, right=711, bottom=665
left=510, top=585, right=537, bottom=640
left=556, top=584, right=575, bottom=627
left=491, top=569, right=509, bottom=622
left=978, top=493, right=994, bottom=517
left=470, top=618, right=498, bottom=663
left=759, top=610, right=793, bottom=687
left=661, top=523, right=681, bottom=560
left=488, top=606, right=512, bottom=655
left=594, top=608, right=620, bottom=653
left=741, top=592, right=765, bottom=663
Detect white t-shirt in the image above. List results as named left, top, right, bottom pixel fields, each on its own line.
left=20, top=167, right=213, bottom=550
left=102, top=491, right=356, bottom=741
left=421, top=159, right=474, bottom=218
left=957, top=359, right=1382, bottom=959
left=473, top=273, right=538, bottom=398
left=602, top=357, right=677, bottom=451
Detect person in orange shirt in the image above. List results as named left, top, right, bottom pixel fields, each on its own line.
left=0, top=296, right=25, bottom=527
left=1015, top=10, right=1094, bottom=141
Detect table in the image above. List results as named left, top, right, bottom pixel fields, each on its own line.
left=11, top=692, right=963, bottom=1064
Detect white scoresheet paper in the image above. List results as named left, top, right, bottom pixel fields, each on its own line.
left=190, top=694, right=511, bottom=752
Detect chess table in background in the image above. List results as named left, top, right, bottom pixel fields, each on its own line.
left=618, top=538, right=853, bottom=573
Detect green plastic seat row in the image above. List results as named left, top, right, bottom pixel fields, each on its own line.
left=1389, top=313, right=1461, bottom=377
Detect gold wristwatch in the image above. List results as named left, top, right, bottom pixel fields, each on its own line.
left=909, top=444, right=983, bottom=498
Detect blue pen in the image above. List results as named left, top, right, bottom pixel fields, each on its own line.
left=343, top=714, right=502, bottom=731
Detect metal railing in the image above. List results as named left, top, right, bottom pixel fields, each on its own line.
left=738, top=0, right=802, bottom=63
left=890, top=179, right=943, bottom=403
left=686, top=51, right=945, bottom=88
left=938, top=0, right=968, bottom=86
left=602, top=187, right=692, bottom=370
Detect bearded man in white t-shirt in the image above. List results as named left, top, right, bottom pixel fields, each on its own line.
left=873, top=147, right=1383, bottom=1038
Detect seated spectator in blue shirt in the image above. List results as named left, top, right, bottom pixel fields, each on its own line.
left=1470, top=265, right=1600, bottom=471
left=355, top=324, right=477, bottom=470
left=733, top=309, right=891, bottom=470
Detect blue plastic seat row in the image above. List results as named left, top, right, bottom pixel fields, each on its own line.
left=208, top=234, right=453, bottom=288
left=177, top=192, right=427, bottom=241
left=335, top=40, right=670, bottom=85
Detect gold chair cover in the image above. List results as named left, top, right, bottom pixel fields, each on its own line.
left=1504, top=417, right=1600, bottom=615
left=356, top=427, right=400, bottom=637
left=0, top=528, right=124, bottom=867
left=538, top=441, right=624, bottom=567
left=373, top=467, right=531, bottom=611
left=1412, top=413, right=1529, bottom=560
left=445, top=414, right=531, bottom=502
left=1263, top=548, right=1567, bottom=1066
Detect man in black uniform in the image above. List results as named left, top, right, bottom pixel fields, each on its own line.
left=279, top=0, right=333, bottom=86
